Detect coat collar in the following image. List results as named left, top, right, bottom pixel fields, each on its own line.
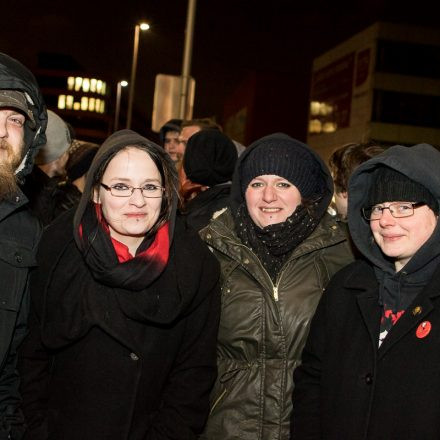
left=377, top=263, right=440, bottom=358
left=202, top=209, right=347, bottom=290
left=204, top=209, right=347, bottom=263
left=0, top=188, right=29, bottom=222
left=342, top=262, right=383, bottom=351
left=344, top=260, right=440, bottom=359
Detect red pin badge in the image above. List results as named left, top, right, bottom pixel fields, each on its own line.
left=416, top=321, right=431, bottom=339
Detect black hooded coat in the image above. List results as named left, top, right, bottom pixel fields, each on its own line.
left=18, top=130, right=221, bottom=440
left=0, top=53, right=46, bottom=439
left=292, top=144, right=440, bottom=439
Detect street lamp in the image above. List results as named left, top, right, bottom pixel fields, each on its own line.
left=114, top=80, right=128, bottom=131
left=126, top=22, right=150, bottom=129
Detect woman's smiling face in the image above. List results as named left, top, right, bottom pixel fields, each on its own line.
left=245, top=174, right=302, bottom=228
left=95, top=147, right=163, bottom=252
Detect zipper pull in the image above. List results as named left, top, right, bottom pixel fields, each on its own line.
left=273, top=285, right=279, bottom=301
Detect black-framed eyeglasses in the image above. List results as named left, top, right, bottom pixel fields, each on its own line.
left=362, top=202, right=425, bottom=220
left=100, top=183, right=164, bottom=198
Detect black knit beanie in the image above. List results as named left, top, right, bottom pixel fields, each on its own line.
left=367, top=166, right=439, bottom=214
left=183, top=130, right=238, bottom=186
left=240, top=137, right=326, bottom=199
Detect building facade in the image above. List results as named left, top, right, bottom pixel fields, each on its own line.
left=307, top=22, right=440, bottom=162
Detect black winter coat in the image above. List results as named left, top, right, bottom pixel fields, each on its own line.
left=18, top=211, right=221, bottom=440
left=0, top=196, right=40, bottom=440
left=292, top=259, right=440, bottom=439
left=0, top=52, right=46, bottom=440
left=181, top=183, right=232, bottom=231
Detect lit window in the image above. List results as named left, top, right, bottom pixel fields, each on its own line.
left=96, top=80, right=103, bottom=94
left=67, top=77, right=75, bottom=91
left=310, top=101, right=321, bottom=116
left=73, top=102, right=80, bottom=111
left=89, top=98, right=95, bottom=112
left=309, top=119, right=322, bottom=134
left=90, top=78, right=97, bottom=93
left=323, top=122, right=337, bottom=133
left=101, top=82, right=106, bottom=95
left=74, top=77, right=83, bottom=92
left=66, top=95, right=74, bottom=109
left=82, top=78, right=90, bottom=93
left=58, top=95, right=66, bottom=110
left=100, top=100, right=105, bottom=113
left=81, top=97, right=88, bottom=111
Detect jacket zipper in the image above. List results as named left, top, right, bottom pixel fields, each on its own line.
left=273, top=268, right=286, bottom=302
left=210, top=388, right=227, bottom=414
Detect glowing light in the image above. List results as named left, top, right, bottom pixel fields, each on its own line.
left=57, top=95, right=66, bottom=110
left=82, top=78, right=90, bottom=92
left=66, top=95, right=74, bottom=109
left=81, top=97, right=88, bottom=111
left=89, top=97, right=95, bottom=112
left=74, top=77, right=82, bottom=92
left=67, top=77, right=75, bottom=91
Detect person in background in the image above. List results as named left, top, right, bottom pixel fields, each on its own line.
left=33, top=110, right=70, bottom=179
left=19, top=129, right=221, bottom=439
left=177, top=119, right=222, bottom=203
left=328, top=141, right=385, bottom=219
left=158, top=119, right=182, bottom=165
left=0, top=52, right=47, bottom=440
left=292, top=143, right=440, bottom=439
left=199, top=133, right=353, bottom=439
left=181, top=130, right=237, bottom=231
left=180, top=118, right=245, bottom=157
left=53, top=141, right=99, bottom=216
left=21, top=110, right=71, bottom=225
left=179, top=118, right=221, bottom=149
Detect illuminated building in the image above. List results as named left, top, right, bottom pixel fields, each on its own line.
left=307, top=22, right=440, bottom=162
left=35, top=53, right=112, bottom=143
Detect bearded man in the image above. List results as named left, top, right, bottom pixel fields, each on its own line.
left=0, top=53, right=47, bottom=439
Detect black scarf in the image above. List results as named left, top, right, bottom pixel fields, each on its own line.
left=235, top=202, right=319, bottom=282
left=375, top=251, right=440, bottom=343
left=77, top=202, right=170, bottom=291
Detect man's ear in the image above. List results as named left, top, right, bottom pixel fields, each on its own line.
left=93, top=187, right=100, bottom=204
left=341, top=191, right=348, bottom=200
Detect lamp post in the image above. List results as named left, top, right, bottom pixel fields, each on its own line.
left=179, top=0, right=197, bottom=119
left=126, top=22, right=150, bottom=129
left=114, top=80, right=128, bottom=131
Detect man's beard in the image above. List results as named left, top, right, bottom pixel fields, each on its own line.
left=0, top=139, right=23, bottom=200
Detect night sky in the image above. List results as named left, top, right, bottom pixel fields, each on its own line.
left=2, top=0, right=440, bottom=141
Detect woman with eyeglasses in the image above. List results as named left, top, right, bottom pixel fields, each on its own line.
left=18, top=130, right=221, bottom=439
left=199, top=133, right=353, bottom=439
left=292, top=143, right=440, bottom=439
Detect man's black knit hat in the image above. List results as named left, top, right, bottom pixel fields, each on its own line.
left=367, top=166, right=439, bottom=213
left=184, top=130, right=237, bottom=186
left=240, top=137, right=326, bottom=198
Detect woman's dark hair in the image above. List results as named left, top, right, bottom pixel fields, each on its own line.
left=302, top=196, right=323, bottom=219
left=91, top=144, right=178, bottom=237
left=329, top=141, right=386, bottom=193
